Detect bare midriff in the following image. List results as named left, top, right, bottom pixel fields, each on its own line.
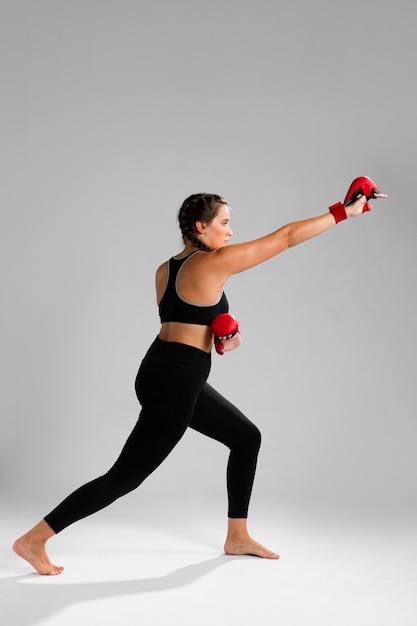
left=158, top=322, right=214, bottom=352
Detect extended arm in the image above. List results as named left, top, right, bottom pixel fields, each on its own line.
left=212, top=179, right=386, bottom=278
left=217, top=211, right=338, bottom=275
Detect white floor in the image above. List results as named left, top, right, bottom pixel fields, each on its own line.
left=2, top=497, right=416, bottom=626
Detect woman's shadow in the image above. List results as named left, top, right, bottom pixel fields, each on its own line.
left=1, top=554, right=240, bottom=625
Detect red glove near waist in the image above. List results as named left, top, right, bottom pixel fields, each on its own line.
left=211, top=313, right=240, bottom=355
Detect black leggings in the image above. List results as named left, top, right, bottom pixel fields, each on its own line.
left=44, top=337, right=261, bottom=533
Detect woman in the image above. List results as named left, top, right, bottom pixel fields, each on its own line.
left=13, top=183, right=386, bottom=575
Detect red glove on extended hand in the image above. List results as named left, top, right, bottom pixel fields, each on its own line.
left=344, top=176, right=382, bottom=211
left=329, top=176, right=382, bottom=223
left=211, top=313, right=240, bottom=355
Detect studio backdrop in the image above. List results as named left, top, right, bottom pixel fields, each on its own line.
left=1, top=0, right=416, bottom=522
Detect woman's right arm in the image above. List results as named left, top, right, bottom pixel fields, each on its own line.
left=211, top=193, right=385, bottom=279
left=215, top=211, right=338, bottom=276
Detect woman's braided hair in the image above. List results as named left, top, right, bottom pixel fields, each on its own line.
left=178, top=193, right=227, bottom=252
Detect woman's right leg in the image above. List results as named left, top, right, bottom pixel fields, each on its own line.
left=12, top=520, right=63, bottom=575
left=13, top=339, right=211, bottom=574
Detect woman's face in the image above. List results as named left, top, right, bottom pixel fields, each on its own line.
left=198, top=203, right=233, bottom=250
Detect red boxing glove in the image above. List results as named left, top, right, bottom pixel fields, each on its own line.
left=344, top=175, right=381, bottom=213
left=330, top=175, right=382, bottom=222
left=211, top=313, right=240, bottom=355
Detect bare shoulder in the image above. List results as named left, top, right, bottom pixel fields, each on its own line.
left=156, top=260, right=168, bottom=278
left=193, top=242, right=267, bottom=280
left=155, top=260, right=169, bottom=304
left=208, top=235, right=289, bottom=278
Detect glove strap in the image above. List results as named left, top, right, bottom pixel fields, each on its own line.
left=329, top=202, right=347, bottom=224
left=214, top=336, right=225, bottom=355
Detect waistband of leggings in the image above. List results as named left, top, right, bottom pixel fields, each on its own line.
left=146, top=336, right=211, bottom=371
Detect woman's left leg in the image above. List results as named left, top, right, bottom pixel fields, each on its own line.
left=189, top=382, right=261, bottom=519
left=189, top=383, right=279, bottom=559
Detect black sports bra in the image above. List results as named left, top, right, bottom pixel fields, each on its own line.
left=158, top=251, right=229, bottom=326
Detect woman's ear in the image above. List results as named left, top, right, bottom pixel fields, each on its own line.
left=195, top=220, right=206, bottom=235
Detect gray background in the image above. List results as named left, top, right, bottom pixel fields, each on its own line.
left=1, top=0, right=416, bottom=522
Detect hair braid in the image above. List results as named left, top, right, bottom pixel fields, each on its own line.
left=178, top=193, right=226, bottom=252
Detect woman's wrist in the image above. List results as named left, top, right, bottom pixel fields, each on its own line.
left=329, top=202, right=348, bottom=223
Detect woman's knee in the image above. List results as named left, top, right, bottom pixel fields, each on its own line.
left=103, top=460, right=144, bottom=496
left=239, top=420, right=261, bottom=453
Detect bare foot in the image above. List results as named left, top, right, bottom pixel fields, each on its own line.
left=13, top=537, right=64, bottom=575
left=224, top=536, right=280, bottom=559
left=224, top=518, right=279, bottom=559
left=13, top=521, right=64, bottom=575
